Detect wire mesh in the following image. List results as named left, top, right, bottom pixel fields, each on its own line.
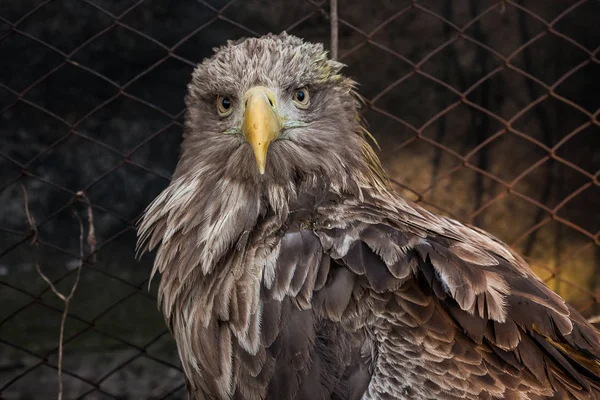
left=0, top=0, right=598, bottom=398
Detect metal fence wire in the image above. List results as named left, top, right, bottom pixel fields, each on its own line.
left=0, top=0, right=599, bottom=398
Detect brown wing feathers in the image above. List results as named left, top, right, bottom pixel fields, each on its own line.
left=314, top=213, right=600, bottom=398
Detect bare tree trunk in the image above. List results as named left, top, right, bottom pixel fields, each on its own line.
left=469, top=0, right=491, bottom=226
left=430, top=0, right=454, bottom=185
left=553, top=161, right=563, bottom=294
left=591, top=246, right=600, bottom=316
left=518, top=7, right=556, bottom=258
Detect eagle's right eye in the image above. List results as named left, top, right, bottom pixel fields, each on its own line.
left=217, top=96, right=233, bottom=116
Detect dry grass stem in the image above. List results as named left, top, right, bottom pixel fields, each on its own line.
left=330, top=0, right=338, bottom=60
left=21, top=185, right=95, bottom=400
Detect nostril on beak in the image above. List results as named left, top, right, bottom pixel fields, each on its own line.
left=268, top=97, right=274, bottom=107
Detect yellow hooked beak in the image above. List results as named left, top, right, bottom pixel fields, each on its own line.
left=242, top=86, right=281, bottom=175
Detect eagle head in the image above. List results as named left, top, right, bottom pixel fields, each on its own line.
left=138, top=33, right=386, bottom=286
left=178, top=32, right=385, bottom=195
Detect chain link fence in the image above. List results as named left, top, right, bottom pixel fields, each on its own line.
left=0, top=0, right=598, bottom=398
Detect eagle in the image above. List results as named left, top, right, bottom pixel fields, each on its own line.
left=137, top=33, right=600, bottom=399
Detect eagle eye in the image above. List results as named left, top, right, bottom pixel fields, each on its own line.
left=217, top=96, right=233, bottom=116
left=292, top=88, right=310, bottom=109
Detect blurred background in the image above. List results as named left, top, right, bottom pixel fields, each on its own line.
left=0, top=0, right=598, bottom=398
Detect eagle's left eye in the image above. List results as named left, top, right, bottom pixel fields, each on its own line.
left=292, top=88, right=310, bottom=109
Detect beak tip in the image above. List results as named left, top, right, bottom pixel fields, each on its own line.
left=258, top=163, right=266, bottom=174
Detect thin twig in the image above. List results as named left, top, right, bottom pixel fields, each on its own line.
left=500, top=0, right=507, bottom=14
left=588, top=315, right=600, bottom=324
left=22, top=185, right=95, bottom=400
left=330, top=0, right=338, bottom=60
left=79, top=191, right=97, bottom=260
